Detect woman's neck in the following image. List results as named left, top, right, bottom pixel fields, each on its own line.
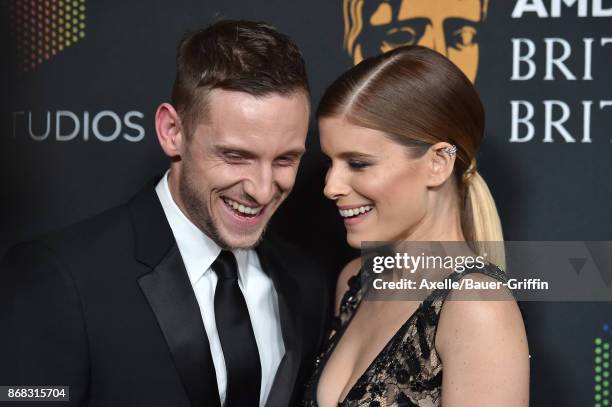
left=402, top=185, right=465, bottom=242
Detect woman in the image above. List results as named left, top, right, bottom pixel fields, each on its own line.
left=302, top=46, right=529, bottom=406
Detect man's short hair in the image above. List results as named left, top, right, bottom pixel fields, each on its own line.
left=171, top=20, right=310, bottom=139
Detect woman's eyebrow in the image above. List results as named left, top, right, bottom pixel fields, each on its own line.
left=337, top=151, right=377, bottom=160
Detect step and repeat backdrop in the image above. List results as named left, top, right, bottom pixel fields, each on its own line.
left=1, top=0, right=611, bottom=405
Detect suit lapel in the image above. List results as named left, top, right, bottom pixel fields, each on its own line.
left=129, top=184, right=220, bottom=407
left=256, top=239, right=304, bottom=407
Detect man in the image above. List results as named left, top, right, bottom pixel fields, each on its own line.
left=0, top=20, right=329, bottom=407
left=342, top=0, right=488, bottom=82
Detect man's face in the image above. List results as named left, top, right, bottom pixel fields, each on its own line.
left=350, top=0, right=483, bottom=82
left=175, top=89, right=309, bottom=249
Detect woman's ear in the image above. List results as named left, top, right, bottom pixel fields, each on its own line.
left=155, top=103, right=184, bottom=158
left=426, top=142, right=456, bottom=187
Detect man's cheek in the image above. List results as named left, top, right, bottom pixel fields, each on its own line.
left=208, top=164, right=247, bottom=184
left=278, top=170, right=299, bottom=193
left=277, top=182, right=293, bottom=196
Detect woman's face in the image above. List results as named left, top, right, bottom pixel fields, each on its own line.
left=320, top=116, right=431, bottom=248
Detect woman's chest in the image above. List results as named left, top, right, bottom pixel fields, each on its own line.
left=317, top=301, right=423, bottom=404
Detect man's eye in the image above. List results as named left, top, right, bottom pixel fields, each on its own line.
left=275, top=156, right=297, bottom=167
left=224, top=153, right=246, bottom=162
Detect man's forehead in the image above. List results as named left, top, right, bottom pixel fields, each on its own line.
left=367, top=0, right=482, bottom=23
left=209, top=131, right=305, bottom=151
left=198, top=89, right=308, bottom=152
left=206, top=88, right=308, bottom=122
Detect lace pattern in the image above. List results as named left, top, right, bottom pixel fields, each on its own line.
left=302, top=264, right=509, bottom=407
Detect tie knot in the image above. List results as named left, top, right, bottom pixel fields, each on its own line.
left=212, top=250, right=239, bottom=281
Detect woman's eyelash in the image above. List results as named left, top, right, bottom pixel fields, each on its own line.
left=348, top=160, right=370, bottom=169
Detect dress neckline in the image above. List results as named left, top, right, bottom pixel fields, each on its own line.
left=305, top=262, right=509, bottom=407
left=319, top=266, right=438, bottom=406
left=337, top=301, right=427, bottom=404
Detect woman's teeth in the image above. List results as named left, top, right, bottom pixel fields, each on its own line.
left=339, top=205, right=374, bottom=218
left=223, top=198, right=262, bottom=216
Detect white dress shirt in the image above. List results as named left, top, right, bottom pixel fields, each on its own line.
left=155, top=171, right=285, bottom=407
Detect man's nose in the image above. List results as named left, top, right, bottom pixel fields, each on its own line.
left=323, top=166, right=350, bottom=200
left=243, top=164, right=276, bottom=205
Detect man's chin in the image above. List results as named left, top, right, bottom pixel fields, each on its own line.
left=211, top=195, right=275, bottom=249
left=219, top=234, right=264, bottom=250
left=214, top=224, right=267, bottom=250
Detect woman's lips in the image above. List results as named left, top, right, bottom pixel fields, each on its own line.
left=338, top=204, right=374, bottom=226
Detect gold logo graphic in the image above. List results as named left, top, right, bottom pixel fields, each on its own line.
left=9, top=0, right=87, bottom=72
left=343, top=0, right=489, bottom=82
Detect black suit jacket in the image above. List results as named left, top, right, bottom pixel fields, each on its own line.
left=0, top=183, right=330, bottom=407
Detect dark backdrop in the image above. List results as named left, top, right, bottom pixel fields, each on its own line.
left=1, top=1, right=611, bottom=406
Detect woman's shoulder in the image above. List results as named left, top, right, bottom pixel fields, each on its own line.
left=432, top=267, right=530, bottom=405
left=438, top=264, right=521, bottom=326
left=434, top=266, right=528, bottom=363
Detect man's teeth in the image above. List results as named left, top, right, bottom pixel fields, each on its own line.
left=339, top=205, right=374, bottom=218
left=223, top=198, right=262, bottom=215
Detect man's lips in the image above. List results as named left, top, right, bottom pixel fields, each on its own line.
left=218, top=196, right=275, bottom=229
left=222, top=197, right=264, bottom=217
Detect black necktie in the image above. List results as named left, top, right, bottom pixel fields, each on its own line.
left=212, top=250, right=261, bottom=407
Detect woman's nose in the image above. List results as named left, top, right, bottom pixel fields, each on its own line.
left=323, top=166, right=351, bottom=200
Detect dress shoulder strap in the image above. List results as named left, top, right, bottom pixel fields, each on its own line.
left=424, top=263, right=510, bottom=306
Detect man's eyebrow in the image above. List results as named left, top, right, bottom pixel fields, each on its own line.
left=213, top=145, right=306, bottom=158
left=214, top=145, right=257, bottom=157
left=277, top=148, right=306, bottom=157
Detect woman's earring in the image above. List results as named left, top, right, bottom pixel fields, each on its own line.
left=444, top=145, right=457, bottom=157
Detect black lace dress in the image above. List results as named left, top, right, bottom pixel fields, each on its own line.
left=301, top=264, right=509, bottom=407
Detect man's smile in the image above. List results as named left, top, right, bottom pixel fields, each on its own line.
left=222, top=197, right=264, bottom=217
left=218, top=195, right=269, bottom=229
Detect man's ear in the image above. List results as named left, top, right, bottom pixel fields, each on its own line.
left=155, top=103, right=184, bottom=158
left=426, top=142, right=456, bottom=187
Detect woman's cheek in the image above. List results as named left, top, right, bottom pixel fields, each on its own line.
left=384, top=173, right=427, bottom=229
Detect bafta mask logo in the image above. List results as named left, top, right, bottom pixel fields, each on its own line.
left=343, top=0, right=488, bottom=82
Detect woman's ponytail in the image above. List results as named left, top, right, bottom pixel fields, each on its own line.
left=462, top=167, right=506, bottom=270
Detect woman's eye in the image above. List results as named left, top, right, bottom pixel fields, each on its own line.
left=348, top=160, right=370, bottom=169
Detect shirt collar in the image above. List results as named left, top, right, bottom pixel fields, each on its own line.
left=155, top=170, right=251, bottom=286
